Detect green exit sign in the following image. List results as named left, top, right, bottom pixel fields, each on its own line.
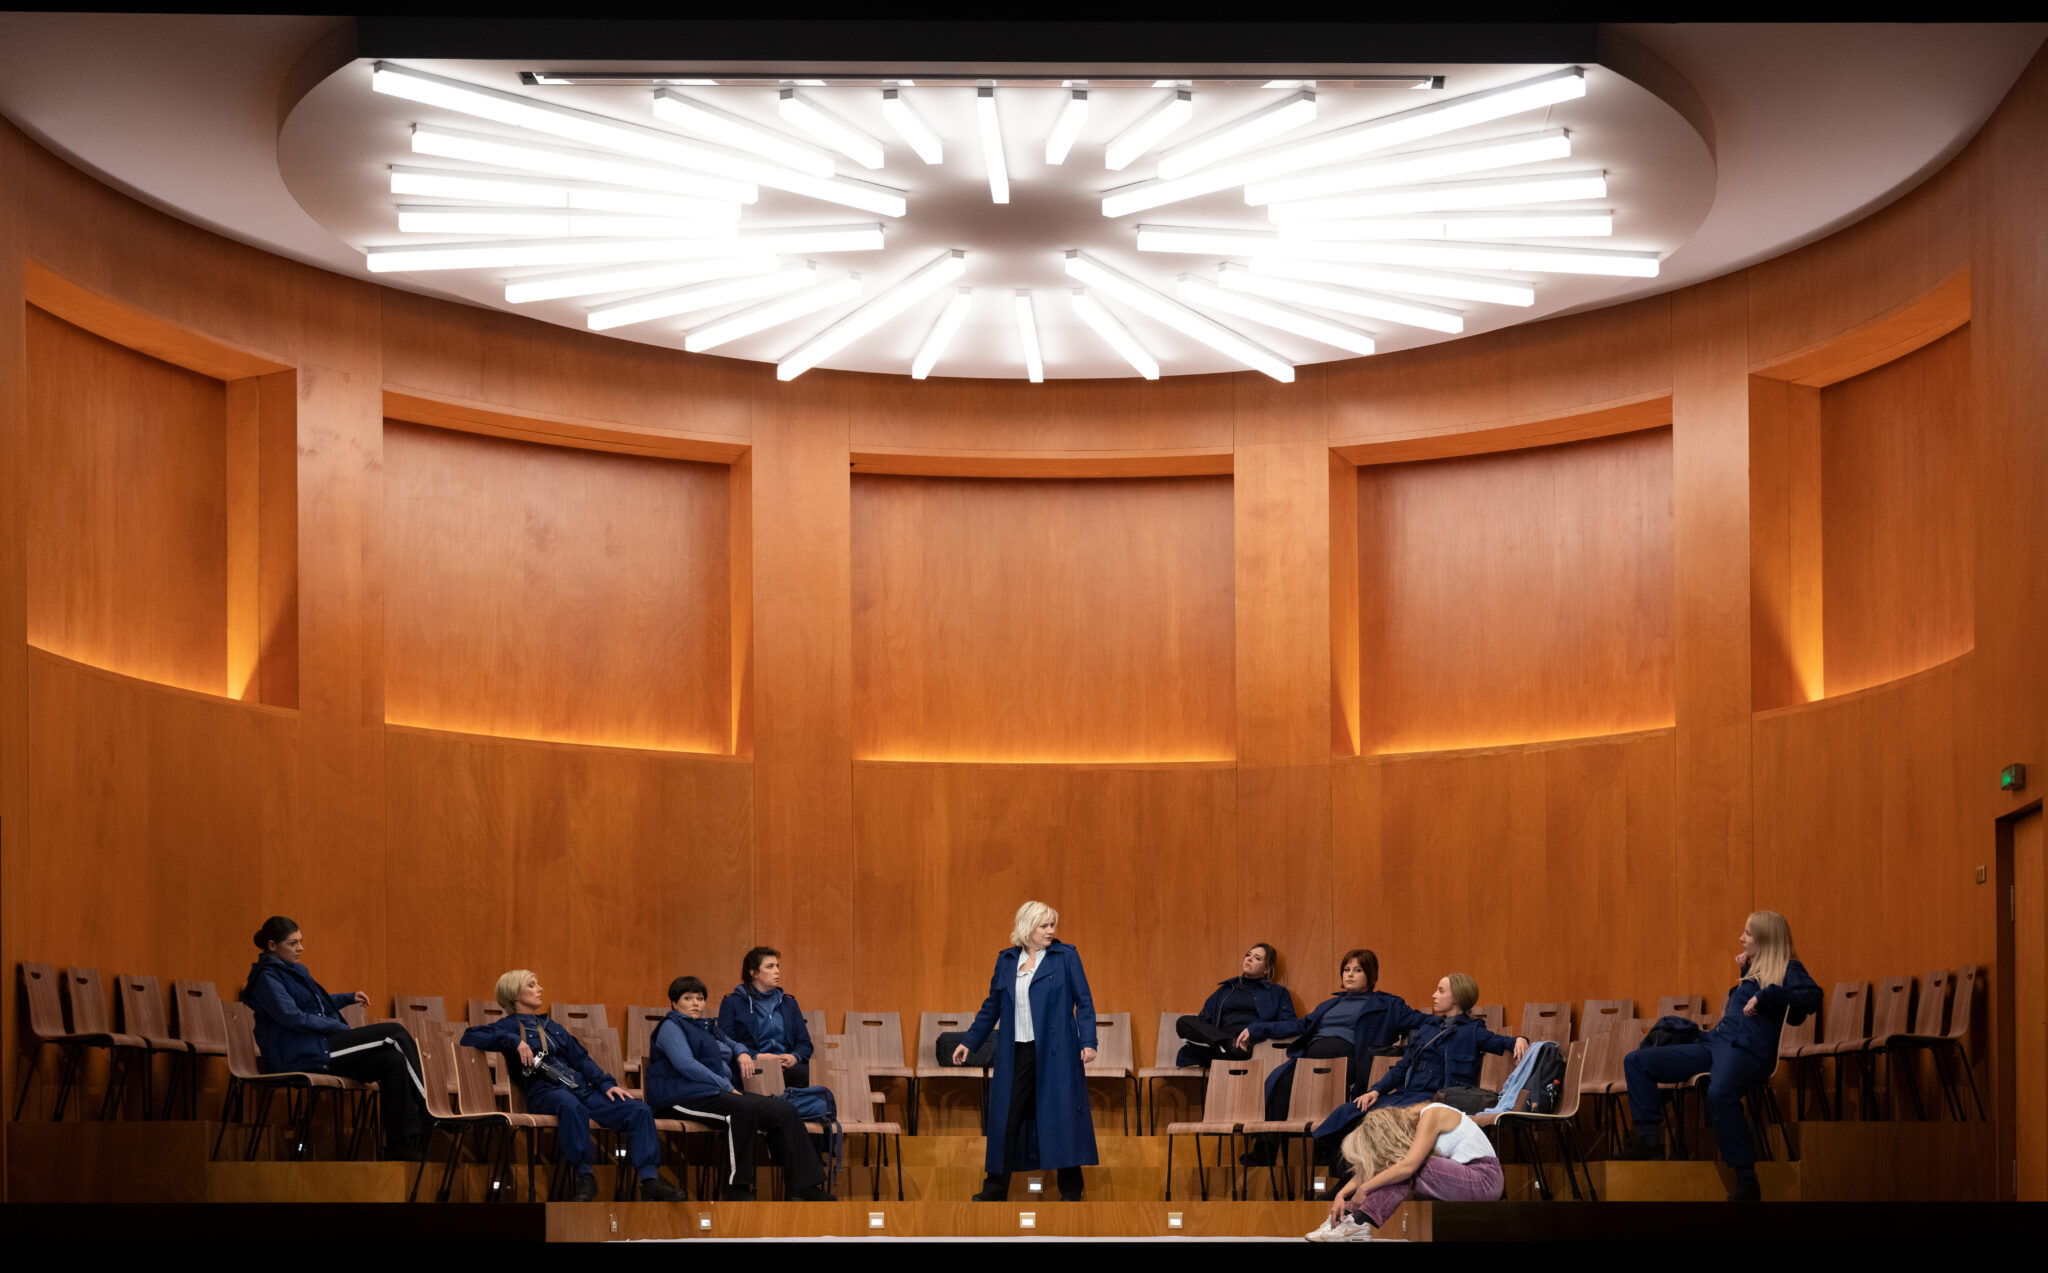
left=2001, top=763, right=2027, bottom=792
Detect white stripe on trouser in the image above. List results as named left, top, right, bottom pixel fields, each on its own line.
left=329, top=1036, right=428, bottom=1097
left=675, top=1105, right=738, bottom=1184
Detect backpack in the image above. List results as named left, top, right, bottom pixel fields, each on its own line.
left=781, top=1085, right=841, bottom=1169
left=1641, top=1015, right=1703, bottom=1049
left=1519, top=1043, right=1568, bottom=1114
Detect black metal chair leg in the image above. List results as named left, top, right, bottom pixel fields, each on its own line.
left=1165, top=1130, right=1174, bottom=1201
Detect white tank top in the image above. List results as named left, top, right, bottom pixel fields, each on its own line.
left=1421, top=1103, right=1495, bottom=1164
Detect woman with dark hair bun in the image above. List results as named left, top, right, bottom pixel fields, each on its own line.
left=239, top=915, right=429, bottom=1162
left=1174, top=942, right=1292, bottom=1066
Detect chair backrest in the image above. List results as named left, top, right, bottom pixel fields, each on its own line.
left=1653, top=994, right=1708, bottom=1021
left=1870, top=977, right=1915, bottom=1042
left=171, top=980, right=228, bottom=1052
left=624, top=1004, right=668, bottom=1071
left=581, top=1026, right=624, bottom=1084
left=1283, top=1056, right=1349, bottom=1121
left=1152, top=1011, right=1188, bottom=1069
left=1367, top=1055, right=1398, bottom=1088
left=340, top=1002, right=369, bottom=1029
left=392, top=995, right=447, bottom=1033
left=1947, top=966, right=1978, bottom=1040
left=222, top=1001, right=267, bottom=1079
left=63, top=966, right=113, bottom=1035
left=812, top=1046, right=877, bottom=1128
left=1580, top=999, right=1633, bottom=1036
left=845, top=1010, right=908, bottom=1069
left=466, top=999, right=506, bottom=1027
left=116, top=973, right=170, bottom=1038
left=554, top=1003, right=608, bottom=1036
left=1546, top=1039, right=1588, bottom=1119
left=1251, top=1039, right=1290, bottom=1080
left=804, top=1009, right=829, bottom=1039
left=1777, top=1011, right=1815, bottom=1056
left=1473, top=1004, right=1507, bottom=1035
left=1579, top=1024, right=1629, bottom=1092
left=19, top=962, right=69, bottom=1039
left=1518, top=1002, right=1571, bottom=1045
left=454, top=1044, right=503, bottom=1116
left=1479, top=1050, right=1512, bottom=1091
left=1198, top=1059, right=1266, bottom=1125
left=1819, top=981, right=1870, bottom=1046
left=411, top=1024, right=463, bottom=1120
left=1089, top=1012, right=1134, bottom=1072
left=1913, top=970, right=1952, bottom=1036
left=743, top=1059, right=787, bottom=1097
left=915, top=1011, right=976, bottom=1066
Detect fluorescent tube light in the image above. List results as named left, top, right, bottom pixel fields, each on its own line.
left=368, top=224, right=882, bottom=273
left=911, top=289, right=972, bottom=379
left=1243, top=129, right=1574, bottom=206
left=1070, top=290, right=1158, bottom=378
left=1105, top=90, right=1193, bottom=171
left=410, top=125, right=757, bottom=203
left=1062, top=251, right=1291, bottom=382
left=1280, top=210, right=1614, bottom=241
left=882, top=89, right=943, bottom=164
left=1015, top=291, right=1044, bottom=383
left=396, top=206, right=731, bottom=237
left=586, top=262, right=820, bottom=330
left=1044, top=90, right=1087, bottom=166
left=1265, top=170, right=1607, bottom=221
left=504, top=255, right=781, bottom=303
left=779, top=90, right=886, bottom=170
left=1248, top=257, right=1535, bottom=306
left=390, top=167, right=740, bottom=219
left=1135, top=223, right=1657, bottom=276
left=1175, top=273, right=1376, bottom=355
left=778, top=250, right=968, bottom=380
left=683, top=274, right=864, bottom=352
left=1216, top=262, right=1464, bottom=332
left=652, top=90, right=835, bottom=177
left=374, top=64, right=906, bottom=216
left=976, top=87, right=1009, bottom=204
left=1156, top=90, right=1316, bottom=180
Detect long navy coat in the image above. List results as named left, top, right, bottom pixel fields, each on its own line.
left=962, top=941, right=1100, bottom=1174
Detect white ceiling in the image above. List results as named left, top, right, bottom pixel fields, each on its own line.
left=0, top=17, right=2041, bottom=382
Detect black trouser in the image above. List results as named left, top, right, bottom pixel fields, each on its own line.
left=778, top=1061, right=810, bottom=1088
left=985, top=1042, right=1083, bottom=1198
left=672, top=1090, right=826, bottom=1195
left=1175, top=1014, right=1255, bottom=1063
left=324, top=1023, right=426, bottom=1150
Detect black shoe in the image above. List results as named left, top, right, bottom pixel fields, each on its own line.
left=793, top=1184, right=838, bottom=1201
left=1726, top=1174, right=1761, bottom=1202
left=569, top=1172, right=600, bottom=1203
left=1239, top=1142, right=1277, bottom=1168
left=383, top=1141, right=427, bottom=1163
left=722, top=1187, right=758, bottom=1202
left=1612, top=1137, right=1666, bottom=1162
left=971, top=1187, right=1008, bottom=1201
left=638, top=1177, right=684, bottom=1202
left=1060, top=1192, right=1084, bottom=1202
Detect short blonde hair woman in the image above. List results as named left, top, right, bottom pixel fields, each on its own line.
left=1308, top=1100, right=1504, bottom=1242
left=1615, top=910, right=1822, bottom=1201
left=1010, top=900, right=1058, bottom=948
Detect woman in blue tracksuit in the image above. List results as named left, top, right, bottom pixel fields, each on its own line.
left=238, top=915, right=428, bottom=1161
left=716, top=946, right=815, bottom=1088
left=953, top=900, right=1099, bottom=1201
left=647, top=975, right=832, bottom=1201
left=1174, top=942, right=1293, bottom=1066
left=1616, top=910, right=1823, bottom=1201
left=1240, top=949, right=1431, bottom=1166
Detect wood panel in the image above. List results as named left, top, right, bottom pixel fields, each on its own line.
left=225, top=370, right=299, bottom=707
left=382, top=726, right=752, bottom=1020
left=1235, top=374, right=1329, bottom=768
left=1820, top=327, right=1975, bottom=696
left=2, top=120, right=31, bottom=1190
left=1749, top=377, right=1824, bottom=710
left=846, top=370, right=1237, bottom=454
left=1356, top=428, right=1675, bottom=754
left=852, top=473, right=1235, bottom=763
left=25, top=308, right=229, bottom=694
left=382, top=420, right=733, bottom=753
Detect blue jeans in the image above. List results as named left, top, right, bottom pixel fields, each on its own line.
left=527, top=1085, right=663, bottom=1178
left=1622, top=1041, right=1773, bottom=1172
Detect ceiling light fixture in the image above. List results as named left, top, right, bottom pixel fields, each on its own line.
left=881, top=89, right=943, bottom=165
left=1134, top=223, right=1658, bottom=276
left=1279, top=210, right=1614, bottom=240
left=1215, top=262, right=1464, bottom=332
left=911, top=288, right=973, bottom=379
left=1015, top=291, right=1044, bottom=383
left=778, top=89, right=887, bottom=170
left=779, top=250, right=968, bottom=380
left=395, top=206, right=731, bottom=237
left=585, top=262, right=820, bottom=331
left=1070, top=290, right=1159, bottom=379
left=1248, top=257, right=1536, bottom=306
left=410, top=125, right=757, bottom=203
left=367, top=223, right=882, bottom=272
left=976, top=86, right=1009, bottom=204
left=1105, top=89, right=1193, bottom=172
left=1063, top=251, right=1291, bottom=382
left=1265, top=169, right=1608, bottom=222
left=1175, top=272, right=1377, bottom=355
left=650, top=90, right=835, bottom=177
left=1155, top=90, right=1317, bottom=180
left=1242, top=128, right=1574, bottom=206
left=389, top=167, right=741, bottom=220
left=683, top=273, right=864, bottom=352
left=504, top=255, right=781, bottom=303
left=1044, top=90, right=1088, bottom=166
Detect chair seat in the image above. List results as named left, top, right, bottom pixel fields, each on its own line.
left=1164, top=1120, right=1241, bottom=1135
left=1083, top=1065, right=1130, bottom=1078
left=654, top=1118, right=714, bottom=1134
left=1137, top=1066, right=1201, bottom=1079
left=866, top=1065, right=914, bottom=1078
left=914, top=1065, right=986, bottom=1079
left=837, top=1119, right=902, bottom=1135
left=136, top=1033, right=191, bottom=1052
left=1238, top=1119, right=1312, bottom=1136
left=1796, top=1038, right=1869, bottom=1058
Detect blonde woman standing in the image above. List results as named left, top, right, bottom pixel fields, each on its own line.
left=1615, top=910, right=1822, bottom=1200
left=954, top=900, right=1100, bottom=1201
left=1306, top=1102, right=1503, bottom=1242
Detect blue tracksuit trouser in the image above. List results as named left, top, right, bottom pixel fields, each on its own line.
left=1622, top=1041, right=1773, bottom=1172
left=527, top=1084, right=663, bottom=1178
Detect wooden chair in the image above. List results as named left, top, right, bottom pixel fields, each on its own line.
left=14, top=963, right=129, bottom=1121
left=911, top=1010, right=985, bottom=1134
left=466, top=999, right=507, bottom=1026
left=64, top=966, right=148, bottom=1119
left=457, top=1043, right=558, bottom=1200
left=1490, top=1038, right=1595, bottom=1201
left=1851, top=976, right=1916, bottom=1118
left=553, top=1003, right=608, bottom=1038
left=168, top=980, right=231, bottom=1121
left=1653, top=994, right=1709, bottom=1022
left=392, top=995, right=447, bottom=1040
left=1792, top=980, right=1869, bottom=1119
left=622, top=1004, right=667, bottom=1087
left=1885, top=966, right=1984, bottom=1119
left=214, top=1001, right=369, bottom=1162
left=412, top=1022, right=518, bottom=1202
left=1081, top=1011, right=1137, bottom=1133
left=1573, top=1022, right=1635, bottom=1155
left=1136, top=1010, right=1202, bottom=1134
left=842, top=1010, right=916, bottom=1130
left=114, top=972, right=192, bottom=1119
left=803, top=1009, right=828, bottom=1041
left=812, top=1037, right=905, bottom=1200
left=463, top=999, right=513, bottom=1099
left=1164, top=1058, right=1265, bottom=1201
left=1518, top=1002, right=1572, bottom=1046
left=1579, top=998, right=1634, bottom=1037
left=1473, top=1004, right=1508, bottom=1035
left=1237, top=1055, right=1347, bottom=1200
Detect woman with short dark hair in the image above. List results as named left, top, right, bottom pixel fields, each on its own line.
left=717, top=946, right=814, bottom=1086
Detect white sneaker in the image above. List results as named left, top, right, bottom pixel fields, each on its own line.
left=1305, top=1215, right=1373, bottom=1242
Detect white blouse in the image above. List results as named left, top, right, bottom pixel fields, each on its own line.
left=1421, top=1103, right=1496, bottom=1164
left=1014, top=950, right=1046, bottom=1043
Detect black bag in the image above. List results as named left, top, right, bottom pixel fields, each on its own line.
left=1431, top=1085, right=1498, bottom=1114
left=1519, top=1042, right=1568, bottom=1114
left=935, top=1029, right=996, bottom=1067
left=1640, top=1015, right=1704, bottom=1049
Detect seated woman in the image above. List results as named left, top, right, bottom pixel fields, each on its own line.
left=1240, top=949, right=1429, bottom=1166
left=1306, top=1102, right=1505, bottom=1242
left=716, top=946, right=815, bottom=1088
left=1615, top=909, right=1822, bottom=1201
left=646, top=975, right=834, bottom=1201
left=460, top=970, right=682, bottom=1202
left=239, top=915, right=428, bottom=1162
left=1308, top=973, right=1526, bottom=1172
left=1174, top=942, right=1291, bottom=1066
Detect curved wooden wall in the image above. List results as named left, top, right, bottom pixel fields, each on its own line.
left=3, top=49, right=2044, bottom=1171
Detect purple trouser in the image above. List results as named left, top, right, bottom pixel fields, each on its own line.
left=1349, top=1155, right=1503, bottom=1226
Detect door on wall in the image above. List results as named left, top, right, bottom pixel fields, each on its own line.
left=2016, top=808, right=2045, bottom=1201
